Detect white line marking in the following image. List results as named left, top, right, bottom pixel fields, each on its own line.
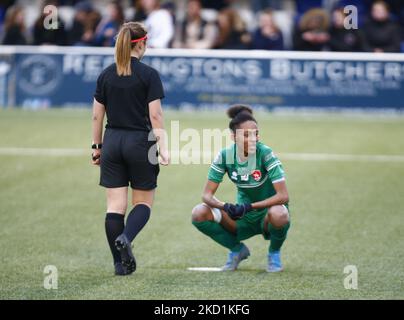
left=0, top=147, right=87, bottom=156
left=1, top=148, right=404, bottom=162
left=187, top=267, right=223, bottom=272
left=279, top=152, right=404, bottom=162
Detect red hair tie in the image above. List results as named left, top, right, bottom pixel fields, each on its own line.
left=131, top=35, right=147, bottom=43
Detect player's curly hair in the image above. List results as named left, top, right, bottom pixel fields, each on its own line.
left=227, top=105, right=257, bottom=132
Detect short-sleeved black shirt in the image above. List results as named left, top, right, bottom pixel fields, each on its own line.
left=94, top=57, right=164, bottom=131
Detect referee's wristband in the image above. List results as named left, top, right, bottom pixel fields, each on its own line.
left=91, top=143, right=102, bottom=150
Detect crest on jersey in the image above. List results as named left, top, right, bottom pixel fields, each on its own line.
left=252, top=170, right=261, bottom=181
left=231, top=171, right=238, bottom=180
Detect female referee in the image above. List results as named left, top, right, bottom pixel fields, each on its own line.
left=191, top=105, right=290, bottom=272
left=91, top=22, right=169, bottom=276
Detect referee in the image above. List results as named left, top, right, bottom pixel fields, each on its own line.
left=91, top=22, right=169, bottom=276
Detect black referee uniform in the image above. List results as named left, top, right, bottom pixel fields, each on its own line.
left=94, top=56, right=164, bottom=190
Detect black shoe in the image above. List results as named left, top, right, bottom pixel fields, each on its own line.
left=115, top=234, right=136, bottom=275
left=114, top=262, right=126, bottom=276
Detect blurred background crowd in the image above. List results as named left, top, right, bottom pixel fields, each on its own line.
left=1, top=0, right=403, bottom=52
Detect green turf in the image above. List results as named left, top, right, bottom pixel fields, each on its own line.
left=0, top=108, right=403, bottom=299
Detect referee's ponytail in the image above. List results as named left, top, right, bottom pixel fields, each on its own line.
left=115, top=22, right=147, bottom=76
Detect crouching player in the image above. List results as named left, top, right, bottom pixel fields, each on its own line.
left=191, top=105, right=290, bottom=272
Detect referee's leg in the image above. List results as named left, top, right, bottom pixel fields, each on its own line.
left=112, top=188, right=154, bottom=275
left=132, top=188, right=155, bottom=208
left=107, top=187, right=128, bottom=214
left=104, top=187, right=128, bottom=271
left=119, top=188, right=155, bottom=244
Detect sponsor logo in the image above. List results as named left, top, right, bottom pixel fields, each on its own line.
left=18, top=55, right=62, bottom=95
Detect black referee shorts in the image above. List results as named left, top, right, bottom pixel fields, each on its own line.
left=100, top=129, right=159, bottom=190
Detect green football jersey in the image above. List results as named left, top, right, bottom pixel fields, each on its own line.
left=208, top=142, right=286, bottom=204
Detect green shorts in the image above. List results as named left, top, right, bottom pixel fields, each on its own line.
left=235, top=205, right=290, bottom=241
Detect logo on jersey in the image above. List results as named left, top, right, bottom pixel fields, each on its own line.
left=252, top=170, right=262, bottom=181
left=231, top=171, right=238, bottom=180
left=241, top=174, right=249, bottom=181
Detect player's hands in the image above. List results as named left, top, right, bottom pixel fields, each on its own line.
left=223, top=203, right=253, bottom=220
left=91, top=149, right=101, bottom=166
left=235, top=203, right=253, bottom=218
left=223, top=203, right=237, bottom=217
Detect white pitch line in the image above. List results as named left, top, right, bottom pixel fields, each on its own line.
left=0, top=147, right=87, bottom=156
left=278, top=152, right=404, bottom=162
left=187, top=267, right=223, bottom=272
left=1, top=147, right=404, bottom=162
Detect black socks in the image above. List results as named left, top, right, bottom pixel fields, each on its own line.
left=105, top=205, right=151, bottom=264
left=123, top=204, right=151, bottom=243
left=105, top=213, right=125, bottom=264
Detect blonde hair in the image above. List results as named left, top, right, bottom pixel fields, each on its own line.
left=217, top=8, right=246, bottom=46
left=5, top=5, right=25, bottom=32
left=115, top=22, right=147, bottom=76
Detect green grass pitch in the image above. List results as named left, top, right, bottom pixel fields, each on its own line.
left=0, top=108, right=403, bottom=299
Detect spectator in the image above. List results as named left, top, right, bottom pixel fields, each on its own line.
left=93, top=1, right=124, bottom=47
left=293, top=8, right=330, bottom=51
left=68, top=1, right=100, bottom=46
left=363, top=0, right=401, bottom=52
left=294, top=0, right=322, bottom=16
left=58, top=0, right=81, bottom=4
left=2, top=5, right=27, bottom=45
left=213, top=8, right=251, bottom=50
left=140, top=0, right=174, bottom=48
left=132, top=0, right=148, bottom=22
left=383, top=0, right=404, bottom=35
left=173, top=0, right=217, bottom=49
left=0, top=0, right=16, bottom=27
left=33, top=0, right=67, bottom=45
left=251, top=9, right=283, bottom=50
left=329, top=7, right=363, bottom=51
left=383, top=0, right=404, bottom=40
left=252, top=0, right=283, bottom=12
left=201, top=0, right=232, bottom=11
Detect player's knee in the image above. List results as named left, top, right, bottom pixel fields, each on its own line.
left=191, top=204, right=211, bottom=222
left=267, top=207, right=289, bottom=228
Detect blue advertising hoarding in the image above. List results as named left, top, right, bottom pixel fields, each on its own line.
left=143, top=51, right=404, bottom=109
left=2, top=46, right=404, bottom=109
left=0, top=52, right=13, bottom=107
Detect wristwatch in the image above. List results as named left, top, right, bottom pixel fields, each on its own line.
left=91, top=143, right=102, bottom=150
